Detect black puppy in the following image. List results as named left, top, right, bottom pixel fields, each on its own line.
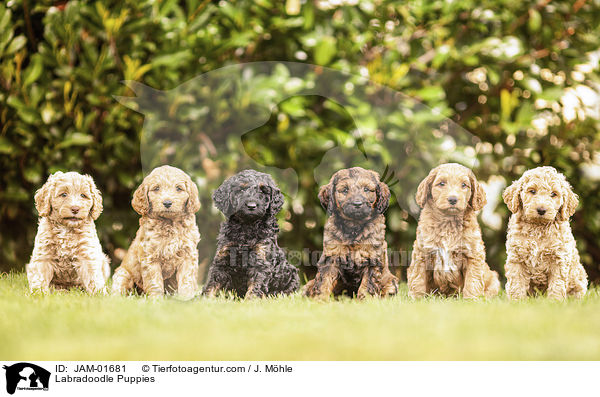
left=202, top=169, right=299, bottom=298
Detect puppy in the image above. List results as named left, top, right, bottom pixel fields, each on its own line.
left=407, top=163, right=499, bottom=298
left=111, top=165, right=201, bottom=298
left=27, top=171, right=110, bottom=293
left=503, top=166, right=587, bottom=299
left=202, top=169, right=299, bottom=298
left=304, top=167, right=398, bottom=299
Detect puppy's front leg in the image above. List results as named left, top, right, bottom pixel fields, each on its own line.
left=176, top=254, right=199, bottom=299
left=245, top=268, right=269, bottom=299
left=357, top=263, right=381, bottom=299
left=407, top=250, right=429, bottom=299
left=27, top=238, right=55, bottom=293
left=177, top=247, right=198, bottom=298
left=547, top=260, right=568, bottom=300
left=462, top=258, right=486, bottom=299
left=77, top=255, right=109, bottom=295
left=379, top=252, right=399, bottom=297
left=111, top=266, right=134, bottom=295
left=26, top=259, right=53, bottom=293
left=505, top=256, right=529, bottom=300
left=244, top=244, right=274, bottom=298
left=568, top=262, right=588, bottom=298
left=202, top=246, right=232, bottom=297
left=140, top=257, right=164, bottom=297
left=305, top=256, right=339, bottom=299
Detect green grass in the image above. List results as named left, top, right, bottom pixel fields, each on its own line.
left=2, top=272, right=600, bottom=360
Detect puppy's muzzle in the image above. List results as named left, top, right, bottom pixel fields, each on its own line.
left=163, top=200, right=172, bottom=209
left=537, top=207, right=546, bottom=216
left=342, top=197, right=371, bottom=219
left=447, top=196, right=458, bottom=206
left=246, top=201, right=258, bottom=210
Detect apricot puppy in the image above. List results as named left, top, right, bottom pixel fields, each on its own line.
left=27, top=171, right=110, bottom=293
left=112, top=165, right=201, bottom=298
left=503, top=166, right=587, bottom=299
left=407, top=163, right=499, bottom=298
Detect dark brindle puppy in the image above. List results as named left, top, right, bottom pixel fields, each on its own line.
left=305, top=167, right=398, bottom=299
left=202, top=169, right=299, bottom=298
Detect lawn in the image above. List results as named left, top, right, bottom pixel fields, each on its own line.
left=2, top=272, right=600, bottom=360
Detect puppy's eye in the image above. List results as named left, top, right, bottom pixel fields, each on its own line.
left=80, top=193, right=88, bottom=199
left=438, top=182, right=446, bottom=187
left=551, top=192, right=558, bottom=197
left=60, top=192, right=67, bottom=198
left=176, top=186, right=184, bottom=192
left=341, top=188, right=349, bottom=194
left=152, top=186, right=160, bottom=192
left=528, top=189, right=536, bottom=195
left=461, top=183, right=469, bottom=189
left=364, top=187, right=371, bottom=193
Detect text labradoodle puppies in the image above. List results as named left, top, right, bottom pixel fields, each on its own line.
left=407, top=163, right=499, bottom=299
left=503, top=166, right=588, bottom=299
left=202, top=170, right=299, bottom=298
left=305, top=167, right=398, bottom=299
left=27, top=171, right=110, bottom=293
left=111, top=165, right=201, bottom=298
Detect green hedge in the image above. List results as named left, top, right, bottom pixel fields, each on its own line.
left=2, top=0, right=600, bottom=282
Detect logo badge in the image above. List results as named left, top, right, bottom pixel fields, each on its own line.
left=3, top=363, right=50, bottom=395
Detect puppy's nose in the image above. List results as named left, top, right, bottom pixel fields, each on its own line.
left=70, top=207, right=80, bottom=215
left=246, top=202, right=257, bottom=210
left=352, top=200, right=364, bottom=207
left=537, top=208, right=546, bottom=215
left=163, top=200, right=172, bottom=208
left=448, top=196, right=458, bottom=205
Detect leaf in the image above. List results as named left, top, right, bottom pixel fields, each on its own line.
left=56, top=133, right=94, bottom=148
left=7, top=95, right=41, bottom=124
left=417, top=86, right=446, bottom=102
left=0, top=136, right=14, bottom=154
left=151, top=50, right=193, bottom=68
left=314, top=36, right=336, bottom=65
left=23, top=54, right=43, bottom=87
left=500, top=89, right=512, bottom=121
left=528, top=9, right=541, bottom=33
left=5, top=35, right=26, bottom=55
left=0, top=4, right=10, bottom=33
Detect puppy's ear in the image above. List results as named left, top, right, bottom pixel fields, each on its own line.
left=212, top=179, right=232, bottom=217
left=415, top=168, right=436, bottom=208
left=85, top=175, right=103, bottom=220
left=132, top=178, right=150, bottom=216
left=35, top=172, right=62, bottom=217
left=502, top=178, right=522, bottom=214
left=558, top=180, right=579, bottom=221
left=268, top=184, right=284, bottom=215
left=318, top=182, right=334, bottom=214
left=185, top=177, right=201, bottom=214
left=469, top=173, right=487, bottom=212
left=375, top=180, right=391, bottom=214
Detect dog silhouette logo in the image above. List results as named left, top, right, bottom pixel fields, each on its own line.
left=3, top=363, right=50, bottom=394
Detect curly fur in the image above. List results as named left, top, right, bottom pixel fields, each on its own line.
left=503, top=166, right=588, bottom=299
left=202, top=169, right=299, bottom=298
left=26, top=171, right=110, bottom=294
left=111, top=165, right=201, bottom=298
left=407, top=163, right=499, bottom=299
left=304, top=167, right=398, bottom=299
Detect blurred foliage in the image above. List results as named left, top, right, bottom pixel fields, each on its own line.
left=2, top=0, right=600, bottom=283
